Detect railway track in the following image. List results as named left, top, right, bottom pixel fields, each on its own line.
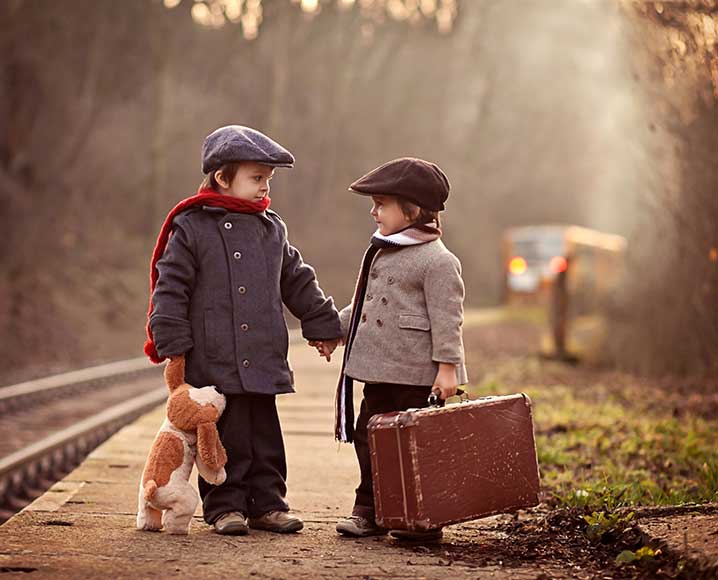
left=0, top=358, right=165, bottom=523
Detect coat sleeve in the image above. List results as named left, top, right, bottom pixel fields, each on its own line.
left=423, top=252, right=465, bottom=366
left=279, top=225, right=342, bottom=341
left=149, top=218, right=197, bottom=357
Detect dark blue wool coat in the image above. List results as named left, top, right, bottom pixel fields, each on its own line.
left=149, top=206, right=341, bottom=395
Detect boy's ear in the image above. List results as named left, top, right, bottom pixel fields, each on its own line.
left=214, top=169, right=230, bottom=189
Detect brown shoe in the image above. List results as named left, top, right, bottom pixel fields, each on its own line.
left=390, top=527, right=443, bottom=541
left=249, top=510, right=303, bottom=533
left=213, top=511, right=249, bottom=535
left=336, top=515, right=388, bottom=537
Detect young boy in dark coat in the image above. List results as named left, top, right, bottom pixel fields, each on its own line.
left=144, top=125, right=342, bottom=535
left=312, top=157, right=467, bottom=541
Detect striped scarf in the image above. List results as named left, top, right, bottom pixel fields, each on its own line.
left=335, top=222, right=441, bottom=443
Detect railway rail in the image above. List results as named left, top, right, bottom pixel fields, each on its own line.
left=0, top=358, right=159, bottom=414
left=0, top=358, right=164, bottom=522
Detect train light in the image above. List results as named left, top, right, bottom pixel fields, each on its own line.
left=550, top=256, right=568, bottom=274
left=509, top=257, right=527, bottom=275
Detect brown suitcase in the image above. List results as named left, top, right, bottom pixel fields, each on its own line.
left=368, top=393, right=540, bottom=531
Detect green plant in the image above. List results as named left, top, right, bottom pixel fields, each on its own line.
left=615, top=546, right=661, bottom=566
left=699, top=461, right=718, bottom=500
left=583, top=510, right=635, bottom=543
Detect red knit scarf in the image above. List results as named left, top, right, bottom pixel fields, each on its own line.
left=143, top=187, right=271, bottom=363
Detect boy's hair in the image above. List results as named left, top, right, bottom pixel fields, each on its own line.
left=398, top=198, right=441, bottom=228
left=200, top=163, right=241, bottom=190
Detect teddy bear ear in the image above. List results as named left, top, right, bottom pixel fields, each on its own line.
left=214, top=431, right=228, bottom=468
left=197, top=423, right=227, bottom=471
left=164, top=356, right=186, bottom=392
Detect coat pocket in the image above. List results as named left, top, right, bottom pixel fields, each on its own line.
left=203, top=309, right=217, bottom=360
left=398, top=313, right=431, bottom=331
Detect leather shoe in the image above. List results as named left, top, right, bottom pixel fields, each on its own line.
left=213, top=511, right=249, bottom=535
left=336, top=515, right=388, bottom=537
left=249, top=510, right=303, bottom=533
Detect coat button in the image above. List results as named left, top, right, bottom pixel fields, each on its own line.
left=387, top=276, right=394, bottom=285
left=224, top=222, right=233, bottom=230
left=376, top=319, right=383, bottom=327
left=366, top=294, right=373, bottom=301
left=361, top=313, right=367, bottom=323
left=242, top=359, right=250, bottom=368
left=381, top=297, right=388, bottom=305
left=241, top=323, right=249, bottom=331
left=234, top=251, right=242, bottom=259
left=238, top=286, right=246, bottom=294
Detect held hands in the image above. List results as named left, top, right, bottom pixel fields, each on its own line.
left=308, top=338, right=343, bottom=362
left=432, top=362, right=459, bottom=400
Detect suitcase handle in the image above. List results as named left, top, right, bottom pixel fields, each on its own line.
left=428, top=387, right=466, bottom=407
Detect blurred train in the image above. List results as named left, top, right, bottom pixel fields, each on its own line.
left=501, top=225, right=627, bottom=360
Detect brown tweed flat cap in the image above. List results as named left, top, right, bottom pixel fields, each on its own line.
left=349, top=157, right=450, bottom=211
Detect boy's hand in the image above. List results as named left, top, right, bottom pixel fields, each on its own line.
left=308, top=338, right=343, bottom=362
left=432, top=383, right=458, bottom=400
left=432, top=362, right=458, bottom=400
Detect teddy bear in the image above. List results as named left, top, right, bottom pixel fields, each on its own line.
left=136, top=355, right=227, bottom=534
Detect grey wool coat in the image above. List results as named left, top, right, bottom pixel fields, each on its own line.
left=149, top=206, right=341, bottom=395
left=339, top=239, right=468, bottom=387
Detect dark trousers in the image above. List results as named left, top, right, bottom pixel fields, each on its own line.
left=199, top=393, right=289, bottom=524
left=352, top=382, right=437, bottom=520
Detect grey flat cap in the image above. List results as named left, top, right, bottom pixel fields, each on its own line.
left=202, top=125, right=295, bottom=174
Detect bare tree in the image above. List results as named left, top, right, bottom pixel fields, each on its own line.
left=605, top=1, right=718, bottom=376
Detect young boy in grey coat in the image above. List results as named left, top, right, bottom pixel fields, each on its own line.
left=145, top=125, right=342, bottom=535
left=313, top=157, right=468, bottom=540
